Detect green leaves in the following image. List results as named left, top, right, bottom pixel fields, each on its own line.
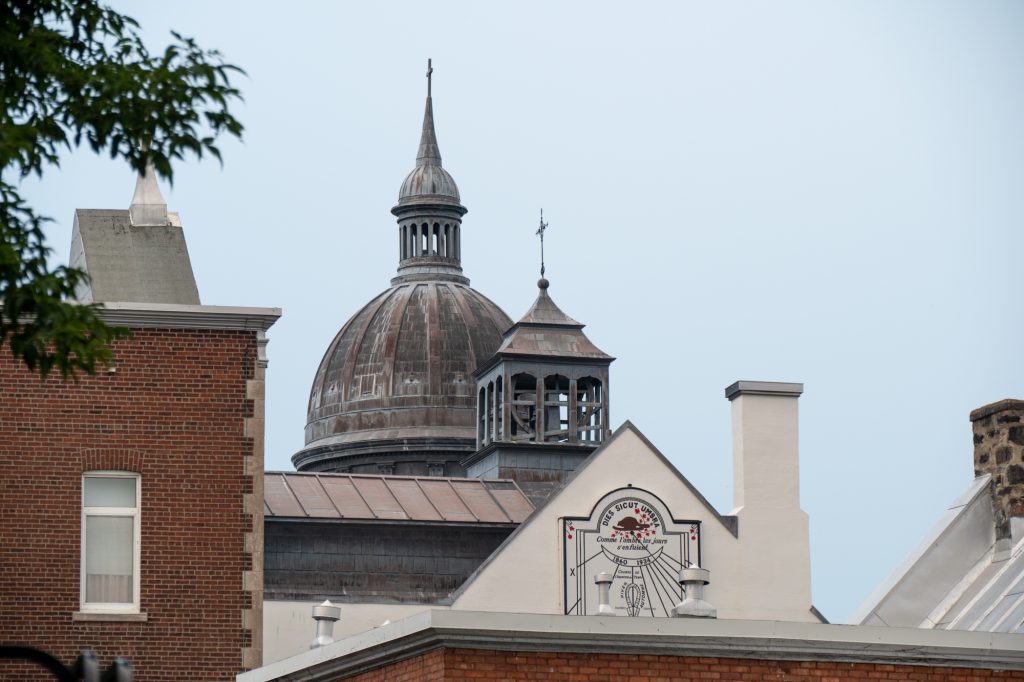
left=0, top=0, right=245, bottom=379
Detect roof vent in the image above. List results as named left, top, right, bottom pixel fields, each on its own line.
left=594, top=572, right=615, bottom=615
left=672, top=566, right=717, bottom=619
left=310, top=600, right=341, bottom=649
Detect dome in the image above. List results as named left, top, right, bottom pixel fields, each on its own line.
left=397, top=164, right=460, bottom=205
left=294, top=281, right=512, bottom=474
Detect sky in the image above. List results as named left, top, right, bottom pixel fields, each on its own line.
left=23, top=1, right=1024, bottom=623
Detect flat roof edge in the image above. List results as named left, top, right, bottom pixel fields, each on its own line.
left=94, top=301, right=281, bottom=331
left=238, top=610, right=1024, bottom=682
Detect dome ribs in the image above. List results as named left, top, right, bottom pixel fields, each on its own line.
left=335, top=291, right=394, bottom=409
left=446, top=282, right=481, bottom=367
left=309, top=290, right=389, bottom=421
left=348, top=290, right=403, bottom=402
left=426, top=282, right=442, bottom=396
left=380, top=284, right=416, bottom=398
left=437, top=284, right=473, bottom=397
left=393, top=284, right=429, bottom=398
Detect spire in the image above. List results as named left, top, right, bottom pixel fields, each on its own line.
left=536, top=209, right=548, bottom=287
left=392, top=60, right=468, bottom=285
left=416, top=58, right=442, bottom=168
left=129, top=162, right=170, bottom=227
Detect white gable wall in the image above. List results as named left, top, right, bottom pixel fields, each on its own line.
left=452, top=421, right=816, bottom=622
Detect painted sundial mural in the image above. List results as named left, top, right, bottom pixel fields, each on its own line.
left=563, top=487, right=701, bottom=617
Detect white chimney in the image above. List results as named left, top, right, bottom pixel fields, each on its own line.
left=726, top=381, right=803, bottom=512
left=725, top=380, right=813, bottom=621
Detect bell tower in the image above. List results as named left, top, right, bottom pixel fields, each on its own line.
left=464, top=236, right=614, bottom=505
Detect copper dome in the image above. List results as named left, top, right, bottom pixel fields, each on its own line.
left=293, top=281, right=512, bottom=473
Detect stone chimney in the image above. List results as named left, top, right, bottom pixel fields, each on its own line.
left=971, top=399, right=1024, bottom=541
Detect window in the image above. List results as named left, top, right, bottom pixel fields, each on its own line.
left=81, top=472, right=140, bottom=612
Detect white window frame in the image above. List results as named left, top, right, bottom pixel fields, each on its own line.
left=80, top=471, right=141, bottom=613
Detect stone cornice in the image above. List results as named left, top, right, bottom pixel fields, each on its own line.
left=94, top=301, right=281, bottom=331
left=725, top=380, right=804, bottom=401
left=239, top=610, right=1024, bottom=681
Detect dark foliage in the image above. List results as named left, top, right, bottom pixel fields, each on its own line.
left=0, top=0, right=244, bottom=378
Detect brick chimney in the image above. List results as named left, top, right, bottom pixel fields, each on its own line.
left=971, top=399, right=1024, bottom=541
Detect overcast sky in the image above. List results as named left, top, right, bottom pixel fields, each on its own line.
left=25, top=1, right=1024, bottom=623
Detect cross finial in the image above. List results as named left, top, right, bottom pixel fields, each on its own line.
left=536, top=209, right=548, bottom=278
left=426, top=58, right=433, bottom=97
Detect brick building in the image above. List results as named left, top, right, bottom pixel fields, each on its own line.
left=0, top=170, right=279, bottom=680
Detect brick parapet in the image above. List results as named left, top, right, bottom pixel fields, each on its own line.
left=341, top=648, right=1024, bottom=681
left=239, top=611, right=1024, bottom=682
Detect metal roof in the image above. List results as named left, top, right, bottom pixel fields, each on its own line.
left=264, top=472, right=533, bottom=524
left=490, top=282, right=613, bottom=362
left=853, top=475, right=1024, bottom=633
left=296, top=280, right=512, bottom=471
left=937, top=535, right=1024, bottom=633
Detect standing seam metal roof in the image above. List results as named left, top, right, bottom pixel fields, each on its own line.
left=264, top=472, right=533, bottom=524
left=941, top=535, right=1024, bottom=633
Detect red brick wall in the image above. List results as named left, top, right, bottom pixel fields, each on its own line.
left=0, top=328, right=260, bottom=681
left=344, top=649, right=1024, bottom=681
left=346, top=649, right=445, bottom=682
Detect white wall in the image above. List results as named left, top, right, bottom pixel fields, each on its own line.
left=452, top=423, right=816, bottom=622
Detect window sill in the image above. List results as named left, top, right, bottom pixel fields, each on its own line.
left=72, top=611, right=148, bottom=622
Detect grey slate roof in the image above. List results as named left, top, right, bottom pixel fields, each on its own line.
left=70, top=209, right=200, bottom=304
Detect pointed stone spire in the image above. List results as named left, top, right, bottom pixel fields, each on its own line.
left=129, top=163, right=169, bottom=227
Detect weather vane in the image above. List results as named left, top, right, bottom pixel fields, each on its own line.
left=536, top=209, right=548, bottom=278
left=426, top=58, right=433, bottom=97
